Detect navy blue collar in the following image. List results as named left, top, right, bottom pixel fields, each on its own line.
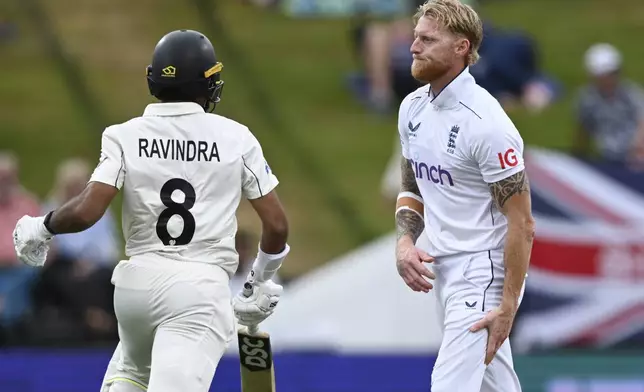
left=428, top=67, right=474, bottom=108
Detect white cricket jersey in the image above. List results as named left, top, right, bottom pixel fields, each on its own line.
left=89, top=102, right=279, bottom=276
left=398, top=67, right=525, bottom=257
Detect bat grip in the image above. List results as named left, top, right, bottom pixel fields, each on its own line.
left=247, top=324, right=259, bottom=335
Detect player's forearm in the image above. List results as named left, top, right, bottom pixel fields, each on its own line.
left=259, top=220, right=288, bottom=255
left=501, top=218, right=534, bottom=310
left=489, top=169, right=534, bottom=311
left=396, top=158, right=424, bottom=244
left=46, top=204, right=97, bottom=234
left=46, top=189, right=103, bottom=234
left=396, top=210, right=424, bottom=244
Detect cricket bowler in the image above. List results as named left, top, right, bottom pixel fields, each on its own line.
left=394, top=1, right=535, bottom=391
left=12, top=29, right=289, bottom=392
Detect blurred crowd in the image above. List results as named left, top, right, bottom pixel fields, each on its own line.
left=0, top=152, right=274, bottom=346
left=0, top=154, right=119, bottom=346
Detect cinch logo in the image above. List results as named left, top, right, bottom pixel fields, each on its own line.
left=411, top=160, right=454, bottom=186
left=497, top=148, right=518, bottom=169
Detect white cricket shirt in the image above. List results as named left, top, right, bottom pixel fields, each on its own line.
left=398, top=67, right=525, bottom=257
left=89, top=102, right=279, bottom=276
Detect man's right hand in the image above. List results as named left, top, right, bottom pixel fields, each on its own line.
left=13, top=215, right=53, bottom=268
left=233, top=280, right=282, bottom=327
left=395, top=236, right=435, bottom=292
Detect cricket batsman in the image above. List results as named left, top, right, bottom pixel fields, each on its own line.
left=12, top=30, right=289, bottom=391
left=394, top=1, right=535, bottom=391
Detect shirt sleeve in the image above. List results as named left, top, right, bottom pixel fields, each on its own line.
left=470, top=116, right=525, bottom=184
left=242, top=129, right=279, bottom=200
left=89, top=126, right=125, bottom=189
left=397, top=96, right=412, bottom=159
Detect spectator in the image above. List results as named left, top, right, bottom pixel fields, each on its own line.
left=30, top=158, right=119, bottom=345
left=469, top=22, right=558, bottom=113
left=0, top=151, right=41, bottom=343
left=347, top=0, right=418, bottom=114
left=574, top=43, right=644, bottom=164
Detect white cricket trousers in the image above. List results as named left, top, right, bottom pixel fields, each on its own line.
left=100, top=254, right=235, bottom=392
left=430, top=249, right=524, bottom=392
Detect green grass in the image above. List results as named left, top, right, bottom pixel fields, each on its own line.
left=1, top=0, right=96, bottom=196
left=4, top=0, right=644, bottom=278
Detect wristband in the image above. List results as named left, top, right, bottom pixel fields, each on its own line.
left=43, top=211, right=57, bottom=235
left=249, top=244, right=290, bottom=282
left=395, top=206, right=424, bottom=220
left=396, top=192, right=424, bottom=217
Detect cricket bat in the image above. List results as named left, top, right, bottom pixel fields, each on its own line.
left=238, top=323, right=276, bottom=392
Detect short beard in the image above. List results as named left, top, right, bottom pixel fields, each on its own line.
left=411, top=57, right=451, bottom=84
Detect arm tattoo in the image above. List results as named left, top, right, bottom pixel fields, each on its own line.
left=396, top=210, right=425, bottom=242
left=401, top=158, right=421, bottom=197
left=396, top=159, right=425, bottom=242
left=489, top=170, right=530, bottom=209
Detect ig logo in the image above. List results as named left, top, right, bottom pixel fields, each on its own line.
left=497, top=148, right=518, bottom=169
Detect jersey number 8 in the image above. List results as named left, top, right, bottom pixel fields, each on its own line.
left=156, top=178, right=196, bottom=246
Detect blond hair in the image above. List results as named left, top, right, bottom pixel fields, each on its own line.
left=414, top=0, right=483, bottom=65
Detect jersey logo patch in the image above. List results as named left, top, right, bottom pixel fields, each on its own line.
left=408, top=121, right=421, bottom=139
left=410, top=160, right=455, bottom=186
left=447, top=125, right=460, bottom=154
left=264, top=160, right=271, bottom=174
left=498, top=148, right=519, bottom=169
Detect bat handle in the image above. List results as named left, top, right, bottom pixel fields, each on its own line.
left=247, top=324, right=259, bottom=335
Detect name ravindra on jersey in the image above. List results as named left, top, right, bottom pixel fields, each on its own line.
left=139, top=138, right=220, bottom=162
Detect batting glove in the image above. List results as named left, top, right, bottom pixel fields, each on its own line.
left=13, top=215, right=53, bottom=267
left=233, top=279, right=282, bottom=327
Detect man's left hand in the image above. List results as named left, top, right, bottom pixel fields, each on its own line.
left=13, top=215, right=53, bottom=267
left=469, top=303, right=516, bottom=365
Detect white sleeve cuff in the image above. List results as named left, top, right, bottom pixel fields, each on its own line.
left=483, top=163, right=525, bottom=184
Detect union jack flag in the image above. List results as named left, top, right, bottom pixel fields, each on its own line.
left=513, top=147, right=644, bottom=352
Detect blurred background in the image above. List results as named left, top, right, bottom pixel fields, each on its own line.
left=2, top=0, right=644, bottom=390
